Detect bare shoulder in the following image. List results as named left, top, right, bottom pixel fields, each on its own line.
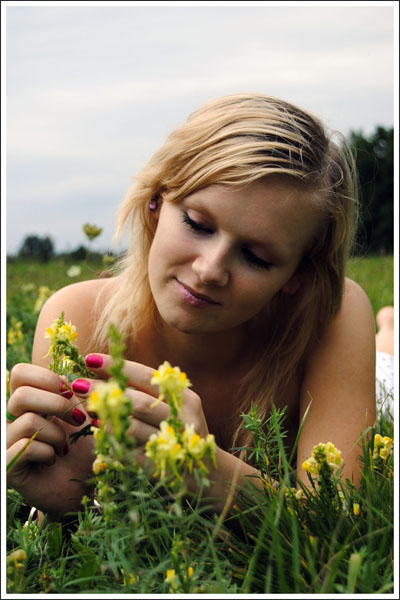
left=342, top=276, right=375, bottom=320
left=304, top=277, right=375, bottom=381
left=325, top=277, right=375, bottom=343
left=298, top=277, right=376, bottom=485
left=32, top=278, right=118, bottom=365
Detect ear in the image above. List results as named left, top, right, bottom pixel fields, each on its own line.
left=281, top=272, right=302, bottom=295
left=150, top=208, right=160, bottom=222
left=149, top=199, right=162, bottom=221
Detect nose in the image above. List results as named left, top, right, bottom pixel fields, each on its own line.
left=192, top=241, right=230, bottom=287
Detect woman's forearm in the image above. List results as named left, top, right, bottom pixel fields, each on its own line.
left=199, top=446, right=267, bottom=514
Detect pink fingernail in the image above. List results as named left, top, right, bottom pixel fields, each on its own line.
left=91, top=418, right=101, bottom=428
left=71, top=407, right=86, bottom=425
left=72, top=379, right=90, bottom=394
left=59, top=382, right=73, bottom=399
left=85, top=354, right=103, bottom=368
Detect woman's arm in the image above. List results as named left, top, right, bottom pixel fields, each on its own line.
left=297, top=278, right=376, bottom=487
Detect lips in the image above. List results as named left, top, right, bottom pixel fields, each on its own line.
left=175, top=279, right=220, bottom=306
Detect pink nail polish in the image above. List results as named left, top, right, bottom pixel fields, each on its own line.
left=59, top=382, right=73, bottom=399
left=85, top=354, right=103, bottom=368
left=72, top=379, right=90, bottom=395
left=71, top=407, right=86, bottom=425
left=91, top=418, right=101, bottom=428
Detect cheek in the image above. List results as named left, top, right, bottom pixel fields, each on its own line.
left=148, top=224, right=191, bottom=273
left=234, top=272, right=288, bottom=312
left=233, top=274, right=272, bottom=308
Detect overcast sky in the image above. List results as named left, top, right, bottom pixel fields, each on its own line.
left=4, top=1, right=397, bottom=255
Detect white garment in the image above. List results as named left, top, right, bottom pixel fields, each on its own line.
left=376, top=350, right=394, bottom=418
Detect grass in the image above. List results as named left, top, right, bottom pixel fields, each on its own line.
left=5, top=253, right=395, bottom=594
left=6, top=256, right=108, bottom=302
left=346, top=254, right=394, bottom=317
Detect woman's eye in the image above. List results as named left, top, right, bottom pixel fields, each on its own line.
left=242, top=247, right=272, bottom=270
left=182, top=212, right=213, bottom=234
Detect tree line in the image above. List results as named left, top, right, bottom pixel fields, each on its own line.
left=349, top=126, right=393, bottom=255
left=12, top=125, right=393, bottom=262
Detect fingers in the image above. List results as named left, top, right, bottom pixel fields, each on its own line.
left=10, top=363, right=68, bottom=396
left=7, top=412, right=68, bottom=458
left=127, top=418, right=159, bottom=445
left=84, top=354, right=159, bottom=397
left=7, top=385, right=88, bottom=427
left=7, top=438, right=58, bottom=475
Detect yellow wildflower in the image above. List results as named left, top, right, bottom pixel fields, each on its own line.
left=151, top=361, right=192, bottom=408
left=146, top=421, right=185, bottom=479
left=34, top=286, right=52, bottom=313
left=165, top=569, right=178, bottom=589
left=372, top=434, right=392, bottom=461
left=302, top=456, right=319, bottom=475
left=302, top=442, right=343, bottom=475
left=181, top=423, right=217, bottom=471
left=23, top=520, right=40, bottom=540
left=60, top=356, right=75, bottom=373
left=7, top=548, right=27, bottom=580
left=92, top=454, right=108, bottom=475
left=187, top=566, right=194, bottom=577
left=45, top=318, right=77, bottom=346
left=121, top=569, right=138, bottom=585
left=7, top=549, right=26, bottom=563
left=87, top=381, right=129, bottom=422
left=182, top=424, right=206, bottom=458
left=7, top=320, right=24, bottom=345
left=353, top=503, right=360, bottom=516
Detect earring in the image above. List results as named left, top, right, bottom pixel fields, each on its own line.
left=149, top=199, right=158, bottom=212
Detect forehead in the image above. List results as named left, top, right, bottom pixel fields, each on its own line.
left=184, top=178, right=320, bottom=258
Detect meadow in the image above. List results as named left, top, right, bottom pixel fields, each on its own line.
left=6, top=254, right=394, bottom=594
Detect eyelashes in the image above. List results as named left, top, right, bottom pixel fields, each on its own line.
left=181, top=212, right=272, bottom=271
left=182, top=212, right=213, bottom=234
left=241, top=248, right=273, bottom=271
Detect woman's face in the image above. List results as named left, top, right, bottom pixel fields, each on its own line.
left=147, top=178, right=319, bottom=336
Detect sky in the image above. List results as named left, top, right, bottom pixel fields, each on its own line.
left=3, top=1, right=397, bottom=256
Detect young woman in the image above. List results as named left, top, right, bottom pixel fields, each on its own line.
left=6, top=93, right=376, bottom=519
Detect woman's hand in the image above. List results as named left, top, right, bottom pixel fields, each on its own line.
left=6, top=363, right=95, bottom=517
left=75, top=354, right=211, bottom=444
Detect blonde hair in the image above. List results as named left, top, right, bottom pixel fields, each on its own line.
left=92, top=93, right=358, bottom=452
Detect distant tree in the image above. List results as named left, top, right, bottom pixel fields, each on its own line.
left=18, top=235, right=55, bottom=263
left=69, top=245, right=88, bottom=261
left=348, top=126, right=393, bottom=255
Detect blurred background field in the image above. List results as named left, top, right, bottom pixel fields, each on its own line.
left=7, top=253, right=394, bottom=318
left=345, top=254, right=394, bottom=317
left=6, top=256, right=108, bottom=303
